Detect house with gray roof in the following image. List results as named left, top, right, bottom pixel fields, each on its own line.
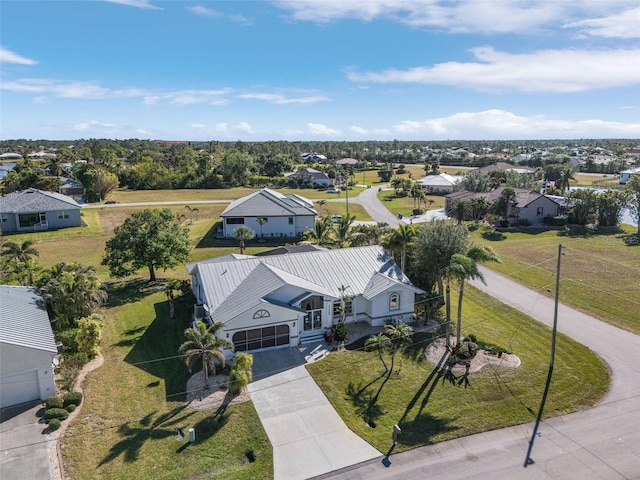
left=0, top=286, right=57, bottom=407
left=186, top=245, right=424, bottom=352
left=0, top=188, right=82, bottom=233
left=286, top=167, right=333, bottom=187
left=220, top=188, right=316, bottom=239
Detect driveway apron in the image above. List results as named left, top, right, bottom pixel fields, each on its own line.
left=249, top=346, right=381, bottom=480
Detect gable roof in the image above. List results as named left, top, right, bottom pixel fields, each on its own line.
left=446, top=187, right=561, bottom=208
left=417, top=173, right=463, bottom=187
left=254, top=244, right=328, bottom=257
left=0, top=188, right=81, bottom=214
left=221, top=188, right=316, bottom=218
left=189, top=245, right=424, bottom=323
left=0, top=286, right=57, bottom=353
left=476, top=162, right=535, bottom=173
left=288, top=168, right=331, bottom=181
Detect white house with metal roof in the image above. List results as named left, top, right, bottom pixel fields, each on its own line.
left=0, top=188, right=82, bottom=233
left=0, top=286, right=57, bottom=407
left=417, top=173, right=463, bottom=193
left=186, top=245, right=424, bottom=352
left=220, top=188, right=316, bottom=239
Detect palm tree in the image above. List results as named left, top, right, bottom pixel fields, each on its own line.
left=233, top=226, right=255, bottom=254
left=449, top=245, right=501, bottom=346
left=558, top=167, right=576, bottom=195
left=381, top=224, right=415, bottom=271
left=229, top=352, right=253, bottom=394
left=13, top=258, right=42, bottom=286
left=383, top=322, right=414, bottom=374
left=469, top=197, right=489, bottom=221
left=316, top=199, right=327, bottom=215
left=364, top=334, right=392, bottom=372
left=450, top=199, right=470, bottom=224
left=335, top=214, right=357, bottom=248
left=179, top=321, right=233, bottom=388
left=184, top=206, right=199, bottom=224
left=303, top=215, right=334, bottom=246
left=256, top=217, right=268, bottom=238
left=1, top=240, right=39, bottom=263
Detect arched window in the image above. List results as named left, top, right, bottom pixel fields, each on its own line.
left=253, top=309, right=270, bottom=319
left=389, top=292, right=400, bottom=310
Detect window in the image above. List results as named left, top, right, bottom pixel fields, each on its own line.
left=58, top=210, right=69, bottom=219
left=288, top=217, right=294, bottom=225
left=389, top=292, right=400, bottom=310
left=0, top=214, right=7, bottom=223
left=537, top=207, right=544, bottom=216
left=253, top=309, right=270, bottom=319
left=226, top=217, right=244, bottom=225
left=333, top=299, right=353, bottom=317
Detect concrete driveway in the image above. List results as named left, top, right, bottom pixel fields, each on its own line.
left=0, top=401, right=53, bottom=480
left=249, top=345, right=381, bottom=480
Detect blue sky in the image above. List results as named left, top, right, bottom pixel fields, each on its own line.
left=1, top=0, right=639, bottom=141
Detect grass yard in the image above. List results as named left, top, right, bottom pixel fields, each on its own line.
left=377, top=189, right=445, bottom=218
left=307, top=286, right=609, bottom=453
left=468, top=224, right=640, bottom=335
left=62, top=282, right=272, bottom=480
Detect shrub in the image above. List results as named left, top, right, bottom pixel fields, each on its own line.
left=412, top=208, right=425, bottom=216
left=63, top=391, right=83, bottom=407
left=44, top=408, right=69, bottom=421
left=544, top=215, right=568, bottom=227
left=518, top=218, right=530, bottom=227
left=55, top=328, right=80, bottom=353
left=48, top=419, right=62, bottom=431
left=46, top=396, right=64, bottom=409
left=331, top=323, right=349, bottom=342
left=65, top=404, right=76, bottom=413
left=75, top=315, right=103, bottom=358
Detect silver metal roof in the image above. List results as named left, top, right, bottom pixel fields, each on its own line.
left=0, top=285, right=57, bottom=353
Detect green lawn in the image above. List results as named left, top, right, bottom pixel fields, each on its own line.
left=62, top=284, right=272, bottom=480
left=468, top=224, right=640, bottom=334
left=307, top=286, right=609, bottom=453
left=377, top=190, right=445, bottom=218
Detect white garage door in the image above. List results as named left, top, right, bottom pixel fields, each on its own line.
left=0, top=369, right=40, bottom=408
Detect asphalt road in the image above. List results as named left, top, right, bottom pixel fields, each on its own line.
left=320, top=266, right=640, bottom=479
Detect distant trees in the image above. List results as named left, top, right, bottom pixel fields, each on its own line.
left=102, top=208, right=191, bottom=281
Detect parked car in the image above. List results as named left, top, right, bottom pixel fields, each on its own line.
left=326, top=187, right=341, bottom=194
left=330, top=215, right=343, bottom=223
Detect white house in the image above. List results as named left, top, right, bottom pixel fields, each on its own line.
left=417, top=173, right=463, bottom=193
left=186, top=245, right=424, bottom=352
left=619, top=167, right=640, bottom=184
left=220, top=188, right=317, bottom=239
left=0, top=286, right=57, bottom=407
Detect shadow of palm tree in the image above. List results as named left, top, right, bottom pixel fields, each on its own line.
left=99, top=405, right=195, bottom=466
left=396, top=413, right=458, bottom=447
left=399, top=351, right=448, bottom=424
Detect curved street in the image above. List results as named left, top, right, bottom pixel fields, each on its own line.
left=322, top=190, right=640, bottom=479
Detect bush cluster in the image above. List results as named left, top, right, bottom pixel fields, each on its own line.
left=464, top=333, right=511, bottom=355
left=48, top=419, right=62, bottom=431
left=46, top=396, right=64, bottom=409
left=544, top=215, right=568, bottom=226
left=63, top=391, right=83, bottom=407
left=44, top=408, right=69, bottom=421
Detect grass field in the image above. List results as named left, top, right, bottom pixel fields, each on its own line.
left=307, top=286, right=609, bottom=453
left=377, top=189, right=446, bottom=218
left=62, top=285, right=272, bottom=480
left=469, top=224, right=640, bottom=334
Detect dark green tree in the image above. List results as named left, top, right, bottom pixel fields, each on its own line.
left=102, top=208, right=191, bottom=281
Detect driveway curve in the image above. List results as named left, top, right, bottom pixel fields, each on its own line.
left=323, top=271, right=640, bottom=480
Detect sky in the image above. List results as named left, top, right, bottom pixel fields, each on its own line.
left=1, top=0, right=639, bottom=141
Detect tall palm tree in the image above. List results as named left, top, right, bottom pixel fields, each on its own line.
left=303, top=215, right=334, bottom=246
left=1, top=240, right=39, bottom=263
left=316, top=199, right=327, bottom=215
left=364, top=333, right=392, bottom=372
left=256, top=217, right=268, bottom=238
left=229, top=352, right=253, bottom=394
left=383, top=322, right=414, bottom=374
left=449, top=245, right=501, bottom=346
left=450, top=199, right=470, bottom=224
left=558, top=167, right=576, bottom=195
left=335, top=214, right=357, bottom=248
left=233, top=226, right=255, bottom=254
left=382, top=224, right=415, bottom=271
left=179, top=321, right=233, bottom=388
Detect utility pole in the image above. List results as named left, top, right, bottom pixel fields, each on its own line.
left=525, top=243, right=565, bottom=467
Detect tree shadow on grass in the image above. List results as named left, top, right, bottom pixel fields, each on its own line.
left=346, top=370, right=389, bottom=427
left=397, top=413, right=458, bottom=448
left=123, top=301, right=192, bottom=401
left=99, top=405, right=196, bottom=466
left=104, top=278, right=155, bottom=307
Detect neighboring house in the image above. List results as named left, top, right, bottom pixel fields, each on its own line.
left=619, top=167, right=640, bottom=184
left=302, top=152, right=327, bottom=162
left=286, top=167, right=333, bottom=187
left=336, top=158, right=359, bottom=167
left=476, top=162, right=536, bottom=174
left=187, top=245, right=424, bottom=352
left=254, top=244, right=329, bottom=257
left=417, top=173, right=463, bottom=193
left=445, top=187, right=561, bottom=225
left=0, top=188, right=83, bottom=233
left=59, top=177, right=86, bottom=202
left=220, top=188, right=316, bottom=238
left=0, top=286, right=57, bottom=408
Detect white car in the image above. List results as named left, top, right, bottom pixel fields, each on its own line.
left=326, top=187, right=341, bottom=194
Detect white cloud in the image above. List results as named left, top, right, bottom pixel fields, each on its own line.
left=74, top=119, right=154, bottom=137
left=190, top=122, right=253, bottom=136
left=103, top=0, right=162, bottom=10
left=346, top=47, right=640, bottom=93
left=273, top=0, right=631, bottom=34
left=0, top=47, right=37, bottom=65
left=187, top=5, right=252, bottom=25
left=308, top=123, right=341, bottom=136
left=390, top=109, right=640, bottom=139
left=350, top=125, right=369, bottom=135
left=75, top=120, right=117, bottom=132
left=33, top=96, right=48, bottom=104
left=563, top=7, right=640, bottom=38
left=237, top=92, right=330, bottom=104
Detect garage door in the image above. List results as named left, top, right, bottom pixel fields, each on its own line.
left=232, top=325, right=290, bottom=351
left=0, top=369, right=39, bottom=408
